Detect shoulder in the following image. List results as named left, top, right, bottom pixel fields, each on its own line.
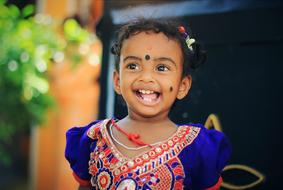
left=173, top=123, right=228, bottom=158
left=66, top=119, right=110, bottom=141
left=86, top=119, right=110, bottom=139
left=179, top=123, right=229, bottom=149
left=65, top=119, right=108, bottom=160
left=183, top=123, right=232, bottom=166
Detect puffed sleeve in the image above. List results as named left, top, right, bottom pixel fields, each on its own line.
left=65, top=120, right=100, bottom=186
left=191, top=125, right=232, bottom=190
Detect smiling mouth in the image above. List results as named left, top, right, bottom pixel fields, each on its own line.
left=135, top=89, right=161, bottom=105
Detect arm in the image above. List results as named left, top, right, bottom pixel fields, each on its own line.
left=65, top=123, right=100, bottom=190
left=190, top=126, right=231, bottom=189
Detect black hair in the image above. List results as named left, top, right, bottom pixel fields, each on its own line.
left=111, top=18, right=206, bottom=77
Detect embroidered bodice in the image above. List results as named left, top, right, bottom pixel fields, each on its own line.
left=65, top=119, right=231, bottom=190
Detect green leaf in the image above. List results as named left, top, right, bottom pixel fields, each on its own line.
left=63, top=18, right=88, bottom=42
left=22, top=4, right=34, bottom=17
left=8, top=4, right=20, bottom=18
left=0, top=0, right=7, bottom=6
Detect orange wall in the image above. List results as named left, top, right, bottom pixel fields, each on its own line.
left=32, top=42, right=102, bottom=190
left=44, top=0, right=69, bottom=19
left=31, top=1, right=103, bottom=189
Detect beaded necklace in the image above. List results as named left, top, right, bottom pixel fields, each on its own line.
left=110, top=119, right=163, bottom=150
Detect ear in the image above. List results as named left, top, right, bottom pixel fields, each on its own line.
left=113, top=70, right=122, bottom=94
left=177, top=75, right=192, bottom=100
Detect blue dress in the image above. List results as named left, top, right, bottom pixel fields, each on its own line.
left=65, top=119, right=231, bottom=190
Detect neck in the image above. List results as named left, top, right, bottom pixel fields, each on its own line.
left=117, top=110, right=176, bottom=131
left=126, top=115, right=171, bottom=126
left=127, top=110, right=170, bottom=125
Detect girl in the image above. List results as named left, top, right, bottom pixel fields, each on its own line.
left=65, top=18, right=231, bottom=190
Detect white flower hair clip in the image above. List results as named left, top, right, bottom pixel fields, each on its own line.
left=178, top=26, right=196, bottom=51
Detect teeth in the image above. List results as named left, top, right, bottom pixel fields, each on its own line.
left=138, top=89, right=154, bottom=94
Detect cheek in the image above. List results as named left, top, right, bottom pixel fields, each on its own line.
left=120, top=73, right=135, bottom=89
left=160, top=77, right=179, bottom=93
left=163, top=76, right=182, bottom=93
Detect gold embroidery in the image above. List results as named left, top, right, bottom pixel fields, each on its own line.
left=87, top=120, right=108, bottom=139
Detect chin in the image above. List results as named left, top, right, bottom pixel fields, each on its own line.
left=128, top=107, right=168, bottom=120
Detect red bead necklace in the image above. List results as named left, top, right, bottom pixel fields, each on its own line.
left=110, top=119, right=152, bottom=148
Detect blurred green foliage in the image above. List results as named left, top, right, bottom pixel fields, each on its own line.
left=0, top=0, right=94, bottom=165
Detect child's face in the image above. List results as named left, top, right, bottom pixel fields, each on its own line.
left=113, top=32, right=191, bottom=119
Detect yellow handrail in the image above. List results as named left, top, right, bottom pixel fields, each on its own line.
left=204, top=114, right=265, bottom=189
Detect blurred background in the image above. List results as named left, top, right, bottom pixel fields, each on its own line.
left=0, top=0, right=283, bottom=189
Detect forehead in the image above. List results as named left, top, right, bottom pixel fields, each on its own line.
left=120, top=32, right=182, bottom=63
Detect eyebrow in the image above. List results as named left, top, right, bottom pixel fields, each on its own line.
left=153, top=57, right=177, bottom=67
left=123, top=55, right=177, bottom=67
left=123, top=56, right=142, bottom=62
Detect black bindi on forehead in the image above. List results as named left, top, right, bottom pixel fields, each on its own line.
left=170, top=86, right=173, bottom=92
left=145, top=54, right=150, bottom=60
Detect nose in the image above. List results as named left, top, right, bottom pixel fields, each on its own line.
left=138, top=69, right=155, bottom=83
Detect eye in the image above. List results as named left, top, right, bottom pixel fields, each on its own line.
left=156, top=64, right=169, bottom=72
left=126, top=63, right=139, bottom=70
